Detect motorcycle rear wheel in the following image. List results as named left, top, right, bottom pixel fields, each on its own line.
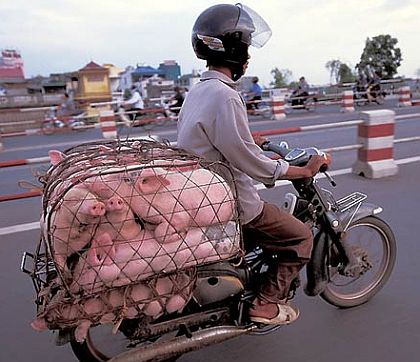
left=320, top=216, right=396, bottom=308
left=375, top=94, right=385, bottom=105
left=70, top=323, right=181, bottom=362
left=304, top=97, right=316, bottom=112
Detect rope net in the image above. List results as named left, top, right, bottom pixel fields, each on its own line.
left=32, top=139, right=242, bottom=341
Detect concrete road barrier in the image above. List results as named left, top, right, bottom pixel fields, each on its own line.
left=352, top=109, right=398, bottom=178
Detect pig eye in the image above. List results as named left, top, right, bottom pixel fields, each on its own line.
left=123, top=176, right=134, bottom=185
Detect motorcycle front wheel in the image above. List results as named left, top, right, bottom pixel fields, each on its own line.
left=320, top=216, right=396, bottom=308
left=70, top=322, right=181, bottom=362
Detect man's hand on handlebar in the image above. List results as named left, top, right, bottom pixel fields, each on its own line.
left=284, top=153, right=331, bottom=179
left=253, top=134, right=269, bottom=148
left=307, top=153, right=331, bottom=175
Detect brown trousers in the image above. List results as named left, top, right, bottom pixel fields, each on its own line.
left=242, top=202, right=313, bottom=303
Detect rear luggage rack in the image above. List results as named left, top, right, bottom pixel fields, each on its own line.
left=336, top=192, right=367, bottom=212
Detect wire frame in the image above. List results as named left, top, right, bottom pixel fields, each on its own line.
left=31, top=139, right=243, bottom=333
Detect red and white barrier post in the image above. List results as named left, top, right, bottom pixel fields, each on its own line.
left=352, top=110, right=398, bottom=178
left=99, top=109, right=117, bottom=139
left=270, top=94, right=286, bottom=120
left=398, top=86, right=412, bottom=107
left=340, top=90, right=355, bottom=112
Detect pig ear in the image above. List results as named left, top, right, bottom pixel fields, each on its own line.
left=137, top=171, right=170, bottom=194
left=48, top=150, right=65, bottom=165
left=99, top=145, right=112, bottom=152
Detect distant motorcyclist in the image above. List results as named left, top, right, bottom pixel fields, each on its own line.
left=169, top=86, right=185, bottom=115
left=122, top=85, right=144, bottom=120
left=291, top=76, right=309, bottom=107
left=246, top=76, right=262, bottom=110
left=58, top=92, right=82, bottom=118
left=366, top=71, right=382, bottom=104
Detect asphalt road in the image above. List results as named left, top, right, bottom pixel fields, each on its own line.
left=0, top=101, right=419, bottom=362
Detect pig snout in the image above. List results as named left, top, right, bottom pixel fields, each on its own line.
left=84, top=200, right=106, bottom=216
left=106, top=196, right=124, bottom=212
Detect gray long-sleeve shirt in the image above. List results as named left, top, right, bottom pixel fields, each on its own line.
left=177, top=70, right=289, bottom=224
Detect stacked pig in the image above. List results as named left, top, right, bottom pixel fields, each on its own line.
left=32, top=139, right=242, bottom=341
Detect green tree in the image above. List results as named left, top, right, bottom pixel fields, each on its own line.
left=325, top=59, right=341, bottom=84
left=338, top=63, right=356, bottom=83
left=356, top=34, right=402, bottom=79
left=270, top=67, right=292, bottom=88
left=325, top=60, right=356, bottom=84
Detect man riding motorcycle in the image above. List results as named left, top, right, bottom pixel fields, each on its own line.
left=291, top=76, right=310, bottom=107
left=177, top=3, right=331, bottom=325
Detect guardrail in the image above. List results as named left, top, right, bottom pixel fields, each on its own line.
left=2, top=85, right=420, bottom=140
left=1, top=109, right=419, bottom=202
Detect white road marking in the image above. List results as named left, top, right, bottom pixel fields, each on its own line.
left=0, top=221, right=40, bottom=236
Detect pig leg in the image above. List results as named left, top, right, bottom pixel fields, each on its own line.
left=153, top=212, right=190, bottom=244
left=31, top=318, right=48, bottom=331
left=166, top=295, right=187, bottom=314
left=131, top=283, right=152, bottom=308
left=188, top=241, right=215, bottom=264
left=143, top=301, right=163, bottom=317
left=75, top=320, right=92, bottom=343
left=117, top=259, right=151, bottom=284
left=143, top=277, right=172, bottom=318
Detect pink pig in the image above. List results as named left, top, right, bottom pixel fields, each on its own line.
left=31, top=293, right=106, bottom=342
left=97, top=195, right=143, bottom=242
left=49, top=185, right=106, bottom=274
left=128, top=167, right=234, bottom=243
left=69, top=234, right=118, bottom=294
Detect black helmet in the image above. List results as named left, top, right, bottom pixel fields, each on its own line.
left=192, top=3, right=271, bottom=79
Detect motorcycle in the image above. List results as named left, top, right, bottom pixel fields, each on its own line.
left=42, top=107, right=86, bottom=135
left=285, top=91, right=317, bottom=113
left=114, top=99, right=172, bottom=130
left=22, top=141, right=396, bottom=362
left=353, top=83, right=386, bottom=106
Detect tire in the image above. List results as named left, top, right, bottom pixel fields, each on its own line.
left=320, top=216, right=396, bottom=308
left=375, top=94, right=385, bottom=105
left=304, top=97, right=316, bottom=112
left=70, top=323, right=182, bottom=362
left=42, top=124, right=55, bottom=135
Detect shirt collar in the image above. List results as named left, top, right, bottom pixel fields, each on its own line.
left=200, top=70, right=238, bottom=89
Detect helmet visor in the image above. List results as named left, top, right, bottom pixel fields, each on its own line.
left=236, top=3, right=272, bottom=48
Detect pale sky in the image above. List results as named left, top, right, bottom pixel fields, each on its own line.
left=1, top=0, right=419, bottom=87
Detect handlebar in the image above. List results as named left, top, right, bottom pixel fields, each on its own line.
left=262, top=141, right=331, bottom=176
left=261, top=142, right=290, bottom=158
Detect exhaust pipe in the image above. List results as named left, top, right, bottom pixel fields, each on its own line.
left=109, top=325, right=256, bottom=362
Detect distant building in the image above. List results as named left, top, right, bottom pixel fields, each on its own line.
left=132, top=65, right=163, bottom=81
left=0, top=49, right=26, bottom=96
left=119, top=66, right=135, bottom=91
left=158, top=60, right=181, bottom=81
left=178, top=69, right=201, bottom=90
left=103, top=63, right=124, bottom=98
left=73, top=61, right=111, bottom=106
left=0, top=49, right=25, bottom=81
